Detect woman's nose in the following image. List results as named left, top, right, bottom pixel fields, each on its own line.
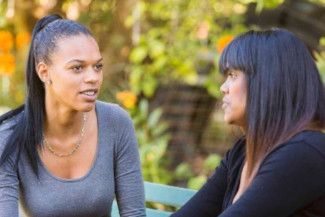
left=84, top=68, right=99, bottom=83
left=220, top=81, right=228, bottom=95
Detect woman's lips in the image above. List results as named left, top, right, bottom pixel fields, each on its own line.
left=80, top=89, right=98, bottom=101
left=222, top=100, right=230, bottom=109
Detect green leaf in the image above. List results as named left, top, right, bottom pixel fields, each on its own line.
left=139, top=100, right=149, bottom=117
left=264, top=0, right=284, bottom=8
left=188, top=175, right=207, bottom=190
left=148, top=109, right=163, bottom=128
left=152, top=56, right=167, bottom=71
left=130, top=67, right=144, bottom=95
left=320, top=37, right=325, bottom=46
left=151, top=123, right=169, bottom=136
left=124, top=15, right=134, bottom=28
left=205, top=81, right=221, bottom=98
left=130, top=46, right=148, bottom=63
left=175, top=163, right=193, bottom=179
left=149, top=40, right=165, bottom=58
left=203, top=154, right=221, bottom=171
left=142, top=76, right=158, bottom=97
left=315, top=52, right=325, bottom=83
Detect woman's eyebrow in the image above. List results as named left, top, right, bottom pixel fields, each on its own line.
left=66, top=58, right=103, bottom=64
left=95, top=58, right=103, bottom=63
left=224, top=69, right=231, bottom=75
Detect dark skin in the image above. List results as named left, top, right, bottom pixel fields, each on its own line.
left=36, top=34, right=103, bottom=179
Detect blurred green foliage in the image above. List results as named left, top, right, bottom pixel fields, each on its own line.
left=175, top=154, right=222, bottom=189
left=128, top=0, right=248, bottom=98
left=317, top=37, right=325, bottom=82
left=316, top=54, right=325, bottom=82
left=129, top=99, right=172, bottom=184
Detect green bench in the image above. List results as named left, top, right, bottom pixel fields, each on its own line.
left=111, top=181, right=197, bottom=217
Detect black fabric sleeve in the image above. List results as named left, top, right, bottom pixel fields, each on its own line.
left=219, top=141, right=325, bottom=217
left=171, top=149, right=230, bottom=217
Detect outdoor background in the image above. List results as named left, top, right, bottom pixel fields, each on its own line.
left=0, top=0, right=324, bottom=190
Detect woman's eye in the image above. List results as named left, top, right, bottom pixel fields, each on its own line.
left=94, top=63, right=103, bottom=72
left=72, top=65, right=83, bottom=73
left=228, top=72, right=237, bottom=79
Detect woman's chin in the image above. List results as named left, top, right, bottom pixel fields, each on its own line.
left=224, top=116, right=244, bottom=127
left=80, top=102, right=96, bottom=112
left=223, top=114, right=232, bottom=124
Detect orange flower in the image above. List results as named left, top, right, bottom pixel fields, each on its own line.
left=0, top=53, right=15, bottom=76
left=116, top=91, right=137, bottom=109
left=16, top=32, right=31, bottom=49
left=0, top=31, right=14, bottom=52
left=216, top=35, right=234, bottom=54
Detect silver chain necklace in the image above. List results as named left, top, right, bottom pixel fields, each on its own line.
left=43, top=113, right=87, bottom=157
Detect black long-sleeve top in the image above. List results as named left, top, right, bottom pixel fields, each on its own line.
left=171, top=130, right=325, bottom=217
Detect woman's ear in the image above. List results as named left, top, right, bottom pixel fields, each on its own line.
left=36, top=62, right=52, bottom=84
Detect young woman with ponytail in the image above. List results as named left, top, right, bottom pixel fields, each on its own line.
left=171, top=29, right=325, bottom=217
left=0, top=15, right=145, bottom=217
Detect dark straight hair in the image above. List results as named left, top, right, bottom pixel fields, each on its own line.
left=219, top=29, right=325, bottom=177
left=0, top=14, right=92, bottom=176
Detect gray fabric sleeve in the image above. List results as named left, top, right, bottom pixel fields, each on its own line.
left=112, top=106, right=146, bottom=217
left=0, top=125, right=19, bottom=217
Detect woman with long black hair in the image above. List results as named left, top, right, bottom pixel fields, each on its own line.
left=172, top=29, right=325, bottom=217
left=0, top=15, right=145, bottom=217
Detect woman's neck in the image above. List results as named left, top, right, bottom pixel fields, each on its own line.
left=44, top=99, right=86, bottom=139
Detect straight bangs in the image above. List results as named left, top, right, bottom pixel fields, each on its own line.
left=218, top=33, right=255, bottom=76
